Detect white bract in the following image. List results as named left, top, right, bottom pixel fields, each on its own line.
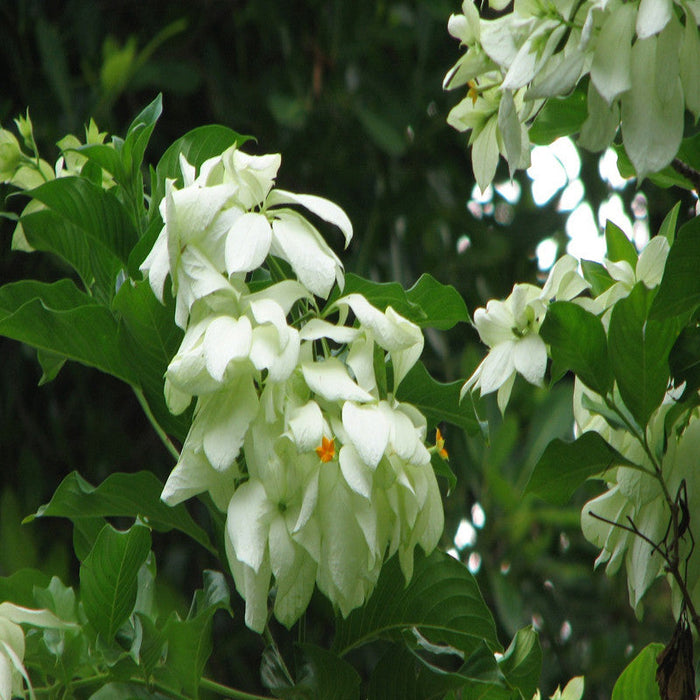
left=444, top=0, right=700, bottom=187
left=461, top=254, right=588, bottom=412
left=0, top=604, right=73, bottom=700
left=580, top=403, right=700, bottom=615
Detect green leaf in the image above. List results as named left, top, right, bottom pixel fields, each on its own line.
left=526, top=432, right=633, bottom=505
left=113, top=279, right=190, bottom=442
left=498, top=626, right=541, bottom=699
left=124, top=93, right=162, bottom=175
left=20, top=209, right=123, bottom=304
left=540, top=301, right=612, bottom=395
left=24, top=176, right=137, bottom=263
left=0, top=569, right=51, bottom=608
left=658, top=201, right=680, bottom=244
left=0, top=279, right=136, bottom=384
left=608, top=283, right=679, bottom=427
left=580, top=260, right=614, bottom=297
left=333, top=549, right=500, bottom=658
left=28, top=471, right=214, bottom=555
left=74, top=144, right=126, bottom=183
left=36, top=348, right=66, bottom=385
left=79, top=522, right=151, bottom=640
left=611, top=643, right=664, bottom=700
left=650, top=215, right=700, bottom=320
left=152, top=124, right=250, bottom=214
left=396, top=361, right=479, bottom=435
left=406, top=274, right=470, bottom=330
left=669, top=326, right=700, bottom=397
left=431, top=452, right=457, bottom=495
left=160, top=572, right=231, bottom=696
left=529, top=86, right=588, bottom=145
left=368, top=645, right=472, bottom=700
left=614, top=143, right=693, bottom=189
left=285, top=644, right=362, bottom=700
left=333, top=273, right=468, bottom=330
left=135, top=613, right=167, bottom=678
left=605, top=220, right=637, bottom=267
left=332, top=274, right=424, bottom=323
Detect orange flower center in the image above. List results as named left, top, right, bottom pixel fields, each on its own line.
left=315, top=436, right=335, bottom=463
left=436, top=428, right=449, bottom=460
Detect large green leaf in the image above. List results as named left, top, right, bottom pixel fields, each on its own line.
left=540, top=301, right=612, bottom=396
left=20, top=209, right=123, bottom=304
left=608, top=283, right=679, bottom=427
left=24, top=176, right=136, bottom=262
left=113, top=279, right=190, bottom=442
left=151, top=124, right=249, bottom=214
left=405, top=274, right=470, bottom=330
left=497, top=626, right=541, bottom=699
left=27, top=471, right=214, bottom=555
left=650, top=215, right=700, bottom=320
left=333, top=549, right=500, bottom=659
left=79, top=522, right=151, bottom=640
left=396, top=361, right=479, bottom=435
left=526, top=431, right=633, bottom=505
left=368, top=645, right=486, bottom=700
left=611, top=643, right=664, bottom=700
left=333, top=273, right=469, bottom=330
left=0, top=279, right=136, bottom=384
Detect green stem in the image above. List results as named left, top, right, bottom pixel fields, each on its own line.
left=199, top=677, right=275, bottom=700
left=132, top=385, right=181, bottom=461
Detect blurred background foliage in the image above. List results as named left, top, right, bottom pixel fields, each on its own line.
left=1, top=1, right=698, bottom=697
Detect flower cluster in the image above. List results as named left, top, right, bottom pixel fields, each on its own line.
left=444, top=0, right=700, bottom=189
left=464, top=228, right=700, bottom=617
left=461, top=254, right=589, bottom=412
left=579, top=392, right=700, bottom=617
left=142, top=145, right=444, bottom=631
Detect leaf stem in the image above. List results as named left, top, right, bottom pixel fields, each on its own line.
left=132, top=385, right=181, bottom=461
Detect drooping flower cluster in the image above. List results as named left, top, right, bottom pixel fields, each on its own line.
left=444, top=0, right=700, bottom=189
left=142, top=145, right=444, bottom=631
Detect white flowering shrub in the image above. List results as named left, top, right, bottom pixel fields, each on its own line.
left=0, top=1, right=698, bottom=696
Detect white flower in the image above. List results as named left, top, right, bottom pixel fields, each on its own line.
left=140, top=170, right=239, bottom=328
left=462, top=254, right=588, bottom=412
left=581, top=404, right=700, bottom=614
left=588, top=235, right=670, bottom=316
left=225, top=425, right=321, bottom=632
left=0, top=603, right=74, bottom=700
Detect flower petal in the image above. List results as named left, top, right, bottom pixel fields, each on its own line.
left=225, top=212, right=272, bottom=273
left=267, top=189, right=353, bottom=247
left=301, top=358, right=373, bottom=403
left=513, top=333, right=547, bottom=386
left=342, top=402, right=389, bottom=469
